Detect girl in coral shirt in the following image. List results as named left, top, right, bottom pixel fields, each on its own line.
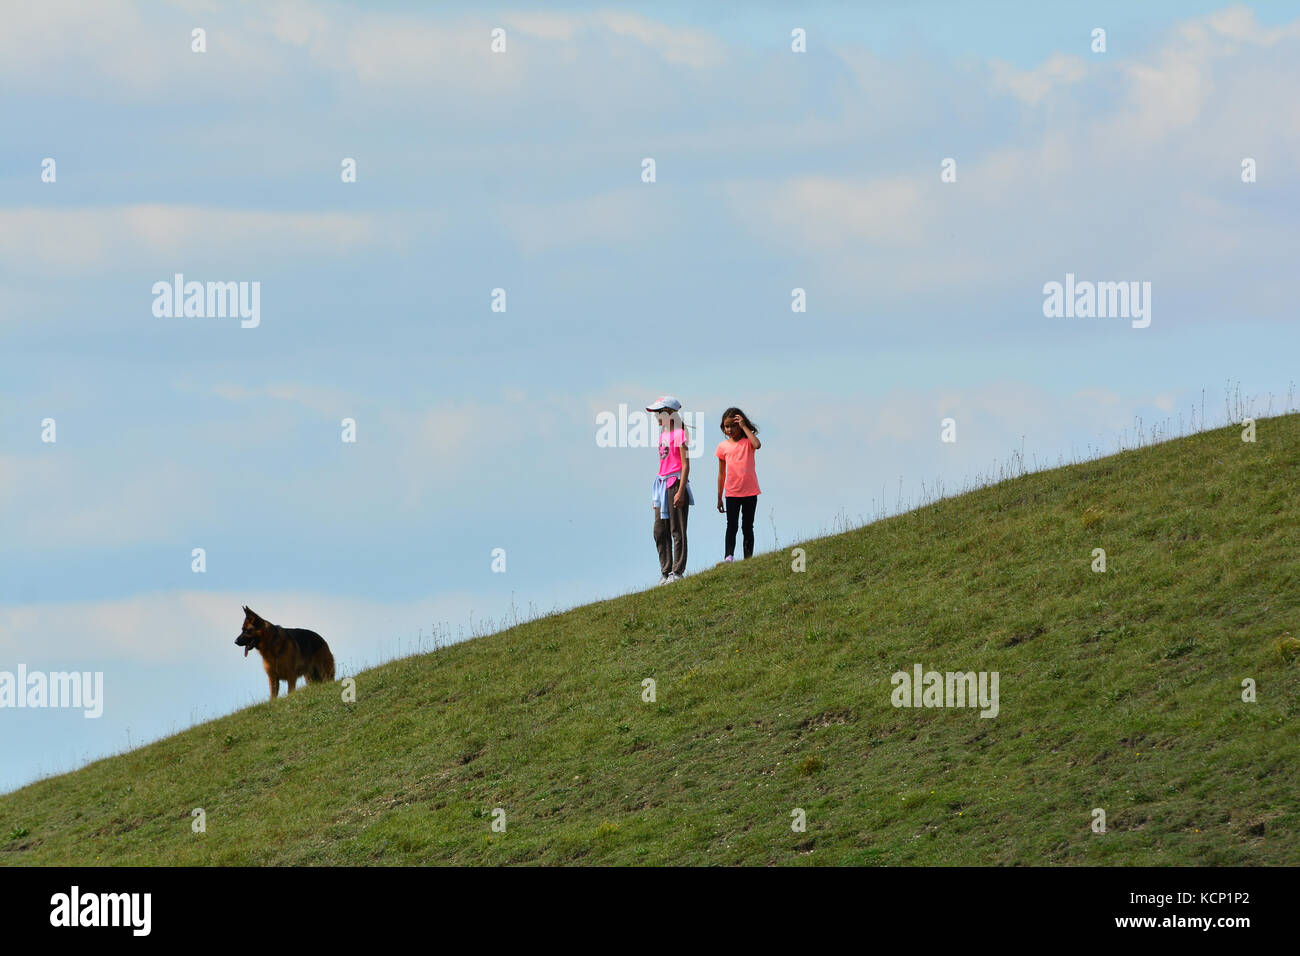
left=715, top=407, right=761, bottom=562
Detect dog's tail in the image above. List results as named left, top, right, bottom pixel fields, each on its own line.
left=308, top=645, right=336, bottom=683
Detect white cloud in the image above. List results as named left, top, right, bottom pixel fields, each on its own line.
left=725, top=175, right=928, bottom=250
left=211, top=382, right=360, bottom=417
left=0, top=205, right=412, bottom=275
left=499, top=12, right=725, bottom=67
left=721, top=7, right=1300, bottom=312
left=0, top=2, right=727, bottom=106
left=990, top=53, right=1089, bottom=106
left=503, top=12, right=583, bottom=43
left=0, top=385, right=576, bottom=555
left=262, top=0, right=336, bottom=51
left=340, top=17, right=520, bottom=95
left=592, top=12, right=726, bottom=69
left=1103, top=8, right=1300, bottom=147
left=0, top=0, right=300, bottom=101
left=1187, top=5, right=1300, bottom=48
left=497, top=188, right=677, bottom=255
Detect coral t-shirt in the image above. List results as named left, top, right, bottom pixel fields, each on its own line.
left=716, top=437, right=760, bottom=497
left=658, top=428, right=688, bottom=485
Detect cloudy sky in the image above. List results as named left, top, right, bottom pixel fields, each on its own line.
left=2, top=0, right=1298, bottom=793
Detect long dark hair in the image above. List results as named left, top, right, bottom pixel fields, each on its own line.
left=720, top=407, right=758, bottom=435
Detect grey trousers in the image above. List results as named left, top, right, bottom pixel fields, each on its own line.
left=653, top=490, right=689, bottom=577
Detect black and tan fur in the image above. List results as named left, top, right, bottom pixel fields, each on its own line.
left=235, top=606, right=335, bottom=699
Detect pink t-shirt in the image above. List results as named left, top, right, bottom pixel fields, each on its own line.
left=716, top=437, right=761, bottom=497
left=658, top=428, right=688, bottom=485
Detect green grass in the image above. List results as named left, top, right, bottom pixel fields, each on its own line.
left=3, top=416, right=1298, bottom=865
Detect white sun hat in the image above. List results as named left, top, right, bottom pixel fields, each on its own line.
left=645, top=395, right=682, bottom=412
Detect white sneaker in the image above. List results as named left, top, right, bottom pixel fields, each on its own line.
left=666, top=573, right=681, bottom=582
left=656, top=575, right=668, bottom=586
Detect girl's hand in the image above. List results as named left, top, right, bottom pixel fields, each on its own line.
left=672, top=488, right=685, bottom=508
left=716, top=497, right=725, bottom=513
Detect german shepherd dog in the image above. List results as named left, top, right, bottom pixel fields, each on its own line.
left=235, top=606, right=335, bottom=699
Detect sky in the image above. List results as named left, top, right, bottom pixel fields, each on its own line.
left=2, top=1, right=1298, bottom=794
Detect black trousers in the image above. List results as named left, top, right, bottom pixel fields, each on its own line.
left=725, top=495, right=757, bottom=559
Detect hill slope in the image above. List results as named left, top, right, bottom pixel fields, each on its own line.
left=3, top=417, right=1298, bottom=865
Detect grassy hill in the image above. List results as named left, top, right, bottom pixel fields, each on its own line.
left=3, top=416, right=1298, bottom=865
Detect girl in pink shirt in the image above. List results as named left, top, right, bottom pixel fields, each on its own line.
left=647, top=395, right=693, bottom=583
left=715, top=407, right=761, bottom=561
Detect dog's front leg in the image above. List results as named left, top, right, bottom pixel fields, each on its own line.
left=268, top=674, right=279, bottom=699
left=286, top=677, right=297, bottom=695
